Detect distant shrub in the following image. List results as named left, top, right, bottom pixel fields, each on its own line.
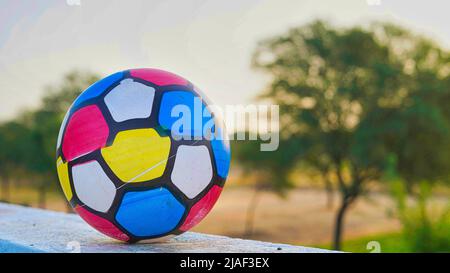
left=391, top=181, right=450, bottom=252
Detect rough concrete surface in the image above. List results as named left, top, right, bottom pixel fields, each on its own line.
left=0, top=202, right=333, bottom=253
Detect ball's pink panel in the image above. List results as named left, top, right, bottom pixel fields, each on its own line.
left=62, top=105, right=109, bottom=161
left=75, top=206, right=129, bottom=242
left=179, top=185, right=222, bottom=231
left=130, top=68, right=188, bottom=86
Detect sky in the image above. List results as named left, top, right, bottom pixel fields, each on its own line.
left=0, top=0, right=449, bottom=121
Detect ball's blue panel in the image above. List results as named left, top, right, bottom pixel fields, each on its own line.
left=115, top=188, right=185, bottom=237
left=159, top=91, right=214, bottom=138
left=211, top=127, right=231, bottom=178
left=72, top=71, right=124, bottom=109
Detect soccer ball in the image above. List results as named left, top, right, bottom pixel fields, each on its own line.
left=56, top=68, right=230, bottom=243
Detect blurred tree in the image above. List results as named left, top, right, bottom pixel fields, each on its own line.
left=0, top=71, right=99, bottom=209
left=249, top=20, right=450, bottom=250
left=0, top=121, right=33, bottom=201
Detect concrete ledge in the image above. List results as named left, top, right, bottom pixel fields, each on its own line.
left=0, top=202, right=333, bottom=253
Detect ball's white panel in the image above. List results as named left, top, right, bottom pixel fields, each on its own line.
left=72, top=161, right=116, bottom=212
left=171, top=145, right=213, bottom=199
left=104, top=78, right=155, bottom=122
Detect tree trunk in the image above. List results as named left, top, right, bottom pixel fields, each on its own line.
left=324, top=176, right=334, bottom=209
left=333, top=197, right=352, bottom=250
left=244, top=185, right=261, bottom=238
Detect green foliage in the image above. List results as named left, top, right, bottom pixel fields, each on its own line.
left=0, top=121, right=33, bottom=177
left=251, top=20, right=450, bottom=188
left=321, top=232, right=410, bottom=253
left=238, top=20, right=450, bottom=249
left=391, top=180, right=450, bottom=252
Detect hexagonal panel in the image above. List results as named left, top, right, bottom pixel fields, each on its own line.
left=56, top=157, right=72, bottom=201
left=62, top=105, right=109, bottom=161
left=75, top=206, right=129, bottom=242
left=115, top=188, right=185, bottom=237
left=72, top=160, right=116, bottom=213
left=101, top=129, right=171, bottom=182
left=179, top=185, right=222, bottom=231
left=171, top=145, right=213, bottom=199
left=130, top=68, right=188, bottom=86
left=104, top=79, right=155, bottom=122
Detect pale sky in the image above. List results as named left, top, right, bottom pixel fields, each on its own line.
left=0, top=0, right=449, bottom=120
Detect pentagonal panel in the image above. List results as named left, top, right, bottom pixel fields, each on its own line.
left=171, top=145, right=213, bottom=199
left=62, top=105, right=109, bottom=161
left=101, top=129, right=171, bottom=182
left=72, top=160, right=116, bottom=213
left=115, top=188, right=185, bottom=237
left=104, top=79, right=155, bottom=122
left=179, top=185, right=222, bottom=231
left=56, top=157, right=73, bottom=201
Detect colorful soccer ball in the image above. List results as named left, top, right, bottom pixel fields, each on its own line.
left=56, top=68, right=230, bottom=243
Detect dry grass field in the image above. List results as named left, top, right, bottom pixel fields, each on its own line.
left=193, top=186, right=402, bottom=246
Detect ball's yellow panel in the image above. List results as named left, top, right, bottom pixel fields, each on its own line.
left=56, top=157, right=73, bottom=200
left=101, top=129, right=171, bottom=182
